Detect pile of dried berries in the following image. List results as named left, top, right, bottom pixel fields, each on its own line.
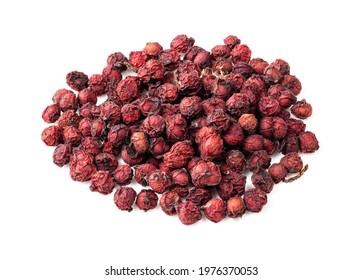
left=41, top=35, right=319, bottom=225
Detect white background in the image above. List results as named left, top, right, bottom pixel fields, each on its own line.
left=1, top=1, right=362, bottom=279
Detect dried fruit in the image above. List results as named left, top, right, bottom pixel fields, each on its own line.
left=203, top=198, right=227, bottom=223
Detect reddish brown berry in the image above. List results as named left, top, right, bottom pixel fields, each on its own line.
left=190, top=160, right=222, bottom=187
left=203, top=198, right=227, bottom=223
left=113, top=165, right=133, bottom=186
left=244, top=188, right=268, bottom=212
left=53, top=144, right=72, bottom=167
left=95, top=152, right=118, bottom=172
left=136, top=190, right=158, bottom=211
left=231, top=44, right=252, bottom=64
left=69, top=150, right=96, bottom=182
left=178, top=201, right=202, bottom=225
left=299, top=131, right=319, bottom=153
left=280, top=152, right=303, bottom=172
left=148, top=170, right=173, bottom=194
left=291, top=99, right=313, bottom=119
left=65, top=71, right=88, bottom=91
left=238, top=114, right=258, bottom=133
left=160, top=191, right=181, bottom=216
left=223, top=35, right=241, bottom=49
left=249, top=58, right=269, bottom=75
left=134, top=163, right=157, bottom=186
left=163, top=141, right=194, bottom=169
left=171, top=168, right=190, bottom=187
left=247, top=150, right=271, bottom=172
left=186, top=187, right=212, bottom=206
left=114, top=187, right=137, bottom=212
left=243, top=134, right=264, bottom=153
left=251, top=169, right=274, bottom=193
left=268, top=163, right=288, bottom=183
left=62, top=126, right=82, bottom=146
left=281, top=74, right=302, bottom=96
left=90, top=170, right=115, bottom=195
left=41, top=125, right=62, bottom=146
left=170, top=34, right=195, bottom=53
left=222, top=122, right=244, bottom=146
left=130, top=132, right=149, bottom=154
left=227, top=197, right=246, bottom=218
left=42, top=104, right=61, bottom=123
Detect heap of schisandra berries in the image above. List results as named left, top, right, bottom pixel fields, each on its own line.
left=41, top=35, right=319, bottom=225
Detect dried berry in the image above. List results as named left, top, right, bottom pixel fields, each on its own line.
left=298, top=131, right=319, bottom=153
left=249, top=58, right=268, bottom=75
left=268, top=163, right=288, bottom=183
left=178, top=201, right=202, bottom=225
left=264, top=59, right=290, bottom=84
left=225, top=150, right=245, bottom=172
left=42, top=104, right=61, bottom=123
left=95, top=152, right=118, bottom=172
left=280, top=152, right=303, bottom=172
left=195, top=127, right=223, bottom=161
left=134, top=163, right=157, bottom=186
left=222, top=122, right=244, bottom=146
left=231, top=44, right=252, bottom=64
left=165, top=114, right=188, bottom=142
left=142, top=115, right=165, bottom=137
left=170, top=34, right=195, bottom=53
left=190, top=160, right=221, bottom=187
left=41, top=125, right=62, bottom=146
left=88, top=74, right=107, bottom=96
left=281, top=74, right=302, bottom=96
left=179, top=96, right=202, bottom=118
left=66, top=71, right=88, bottom=91
left=160, top=191, right=181, bottom=215
left=130, top=132, right=149, bottom=154
left=139, top=97, right=161, bottom=116
left=238, top=114, right=258, bottom=133
left=136, top=190, right=158, bottom=211
left=247, top=150, right=271, bottom=172
left=186, top=187, right=212, bottom=206
left=279, top=134, right=299, bottom=154
left=53, top=144, right=72, bottom=167
left=90, top=170, right=115, bottom=195
left=227, top=197, right=246, bottom=218
left=243, top=134, right=264, bottom=153
left=69, top=150, right=96, bottom=182
left=62, top=126, right=82, bottom=146
left=291, top=99, right=313, bottom=119
left=203, top=198, right=227, bottom=223
left=171, top=168, right=190, bottom=187
left=251, top=169, right=274, bottom=193
left=244, top=188, right=268, bottom=212
left=114, top=187, right=137, bottom=212
left=148, top=170, right=173, bottom=194
left=163, top=141, right=194, bottom=169
left=113, top=165, right=133, bottom=186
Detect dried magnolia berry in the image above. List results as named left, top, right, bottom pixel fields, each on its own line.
left=116, top=76, right=140, bottom=102
left=90, top=170, right=115, bottom=195
left=280, top=152, right=303, bottom=172
left=225, top=150, right=245, bottom=172
left=244, top=188, right=268, bottom=212
left=279, top=134, right=299, bottom=154
left=66, top=70, right=88, bottom=91
left=233, top=62, right=254, bottom=79
left=179, top=96, right=202, bottom=118
left=178, top=201, right=202, bottom=225
left=88, top=74, right=107, bottom=96
left=286, top=118, right=306, bottom=135
left=90, top=118, right=106, bottom=138
left=53, top=144, right=72, bottom=167
left=203, top=198, right=227, bottom=223
left=231, top=44, right=252, bottom=64
left=138, top=59, right=164, bottom=82
left=139, top=97, right=161, bottom=116
left=142, top=115, right=165, bottom=137
left=223, top=35, right=241, bottom=49
left=42, top=104, right=61, bottom=123
left=134, top=163, right=157, bottom=186
left=299, top=131, right=319, bottom=153
left=157, top=83, right=178, bottom=103
left=249, top=58, right=268, bottom=75
left=121, top=103, right=140, bottom=124
left=213, top=58, right=233, bottom=75
left=160, top=191, right=181, bottom=215
left=148, top=170, right=173, bottom=194
left=291, top=99, right=313, bottom=119
left=107, top=52, right=128, bottom=71
left=159, top=49, right=181, bottom=70
left=57, top=110, right=81, bottom=129
left=107, top=124, right=129, bottom=146
left=114, top=187, right=137, bottom=212
left=171, top=168, right=190, bottom=186
left=149, top=137, right=170, bottom=159
left=130, top=132, right=149, bottom=154
left=258, top=96, right=281, bottom=116
left=222, top=122, right=244, bottom=146
left=243, top=134, right=264, bottom=153
left=69, top=150, right=96, bottom=182
left=239, top=114, right=258, bottom=133
left=247, top=150, right=271, bottom=172
left=190, top=160, right=222, bottom=187
left=202, top=97, right=226, bottom=115
left=211, top=45, right=231, bottom=58
left=95, top=152, right=118, bottom=172
left=166, top=114, right=187, bottom=142
left=264, top=59, right=290, bottom=84
left=216, top=180, right=234, bottom=201
left=227, top=196, right=246, bottom=218
left=120, top=147, right=144, bottom=166
left=170, top=34, right=195, bottom=53
left=80, top=137, right=102, bottom=156
left=281, top=74, right=302, bottom=96
left=41, top=125, right=62, bottom=146
left=251, top=169, right=274, bottom=193
left=268, top=163, right=288, bottom=183
left=128, top=51, right=148, bottom=70
left=78, top=117, right=92, bottom=137
left=206, top=109, right=230, bottom=132
left=113, top=164, right=133, bottom=186
left=99, top=101, right=121, bottom=125
left=62, top=126, right=82, bottom=146
left=136, top=189, right=158, bottom=211
left=226, top=93, right=250, bottom=116
left=144, top=42, right=163, bottom=56
left=186, top=187, right=212, bottom=206
left=163, top=141, right=194, bottom=168
left=195, top=127, right=223, bottom=161
left=278, top=89, right=297, bottom=108
left=263, top=138, right=277, bottom=155
left=57, top=90, right=78, bottom=111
